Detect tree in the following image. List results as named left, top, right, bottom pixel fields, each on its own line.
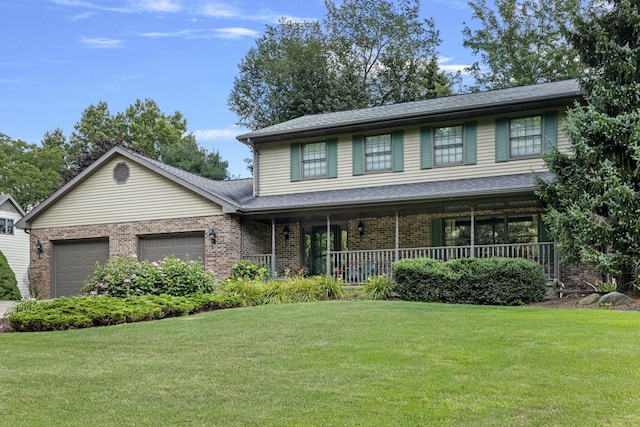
left=462, top=0, right=587, bottom=91
left=61, top=99, right=229, bottom=181
left=0, top=133, right=64, bottom=210
left=324, top=0, right=450, bottom=105
left=536, top=0, right=640, bottom=290
left=229, top=0, right=451, bottom=130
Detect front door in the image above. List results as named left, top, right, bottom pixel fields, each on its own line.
left=308, top=225, right=341, bottom=275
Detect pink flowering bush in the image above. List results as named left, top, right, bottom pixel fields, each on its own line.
left=82, top=256, right=216, bottom=298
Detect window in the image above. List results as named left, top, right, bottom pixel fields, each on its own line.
left=444, top=214, right=539, bottom=246
left=434, top=126, right=463, bottom=166
left=302, top=142, right=327, bottom=178
left=0, top=219, right=4, bottom=234
left=510, top=116, right=542, bottom=158
left=365, top=134, right=392, bottom=172
left=6, top=219, right=13, bottom=235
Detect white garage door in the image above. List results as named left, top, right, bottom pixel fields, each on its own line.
left=138, top=233, right=205, bottom=263
left=53, top=239, right=109, bottom=297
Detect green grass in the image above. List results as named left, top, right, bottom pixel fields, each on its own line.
left=2, top=301, right=640, bottom=426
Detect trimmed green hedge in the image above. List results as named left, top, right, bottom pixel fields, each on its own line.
left=393, top=257, right=547, bottom=306
left=7, top=294, right=243, bottom=332
left=0, top=250, right=20, bottom=301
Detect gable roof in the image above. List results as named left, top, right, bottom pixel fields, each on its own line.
left=238, top=79, right=581, bottom=144
left=0, top=194, right=26, bottom=217
left=16, top=147, right=253, bottom=229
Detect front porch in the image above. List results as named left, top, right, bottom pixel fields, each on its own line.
left=242, top=203, right=560, bottom=284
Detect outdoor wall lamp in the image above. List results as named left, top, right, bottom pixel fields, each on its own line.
left=208, top=228, right=217, bottom=245
left=36, top=240, right=43, bottom=257
left=283, top=225, right=290, bottom=240
left=357, top=221, right=365, bottom=237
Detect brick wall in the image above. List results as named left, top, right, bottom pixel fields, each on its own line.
left=29, top=215, right=243, bottom=298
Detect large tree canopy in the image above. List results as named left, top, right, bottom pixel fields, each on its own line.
left=0, top=133, right=65, bottom=210
left=229, top=0, right=451, bottom=130
left=536, top=0, right=640, bottom=289
left=462, top=0, right=587, bottom=91
left=61, top=99, right=229, bottom=182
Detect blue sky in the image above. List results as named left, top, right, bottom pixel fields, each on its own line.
left=1, top=0, right=478, bottom=178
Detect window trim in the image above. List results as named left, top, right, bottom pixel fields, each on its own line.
left=364, top=133, right=392, bottom=173
left=509, top=115, right=543, bottom=159
left=301, top=141, right=328, bottom=180
left=433, top=125, right=464, bottom=167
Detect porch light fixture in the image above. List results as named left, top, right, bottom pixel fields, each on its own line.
left=357, top=221, right=365, bottom=237
left=283, top=225, right=290, bottom=240
left=36, top=240, right=43, bottom=257
left=208, top=228, right=217, bottom=245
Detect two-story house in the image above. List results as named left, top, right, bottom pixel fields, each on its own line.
left=0, top=194, right=29, bottom=298
left=17, top=79, right=596, bottom=298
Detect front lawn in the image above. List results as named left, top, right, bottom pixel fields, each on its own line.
left=1, top=301, right=639, bottom=426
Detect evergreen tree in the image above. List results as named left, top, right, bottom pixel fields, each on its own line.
left=536, top=0, right=640, bottom=289
left=0, top=250, right=20, bottom=301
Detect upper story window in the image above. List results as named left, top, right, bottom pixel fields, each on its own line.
left=302, top=142, right=327, bottom=179
left=434, top=126, right=463, bottom=166
left=510, top=116, right=542, bottom=158
left=0, top=219, right=12, bottom=235
left=365, top=134, right=392, bottom=172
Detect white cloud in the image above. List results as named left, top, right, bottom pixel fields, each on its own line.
left=198, top=2, right=239, bottom=18
left=132, top=0, right=183, bottom=13
left=193, top=126, right=245, bottom=141
left=70, top=11, right=96, bottom=20
left=438, top=57, right=471, bottom=74
left=213, top=27, right=259, bottom=39
left=140, top=29, right=195, bottom=38
left=80, top=37, right=124, bottom=48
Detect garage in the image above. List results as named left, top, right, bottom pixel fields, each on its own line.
left=52, top=239, right=109, bottom=297
left=138, top=232, right=205, bottom=263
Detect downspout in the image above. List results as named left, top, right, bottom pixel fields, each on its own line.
left=249, top=137, right=259, bottom=197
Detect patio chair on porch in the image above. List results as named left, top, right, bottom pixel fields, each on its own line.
left=347, top=260, right=377, bottom=283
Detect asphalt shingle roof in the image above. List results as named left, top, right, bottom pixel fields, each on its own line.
left=238, top=79, right=580, bottom=142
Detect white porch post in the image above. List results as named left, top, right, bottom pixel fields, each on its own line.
left=395, top=210, right=399, bottom=262
left=326, top=215, right=331, bottom=275
left=271, top=219, right=276, bottom=277
left=470, top=206, right=475, bottom=258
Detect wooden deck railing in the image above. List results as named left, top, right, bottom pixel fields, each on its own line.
left=245, top=242, right=558, bottom=284
left=330, top=242, right=558, bottom=284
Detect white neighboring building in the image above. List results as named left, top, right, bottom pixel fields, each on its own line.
left=0, top=195, right=29, bottom=298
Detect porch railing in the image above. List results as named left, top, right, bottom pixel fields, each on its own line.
left=243, top=254, right=273, bottom=268
left=330, top=242, right=558, bottom=284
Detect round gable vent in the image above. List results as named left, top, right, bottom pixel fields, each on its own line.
left=113, top=162, right=130, bottom=184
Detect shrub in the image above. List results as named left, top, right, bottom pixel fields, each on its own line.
left=0, top=250, right=20, bottom=300
left=82, top=256, right=216, bottom=298
left=6, top=294, right=244, bottom=332
left=393, top=257, right=546, bottom=306
left=229, top=260, right=269, bottom=281
left=364, top=275, right=393, bottom=300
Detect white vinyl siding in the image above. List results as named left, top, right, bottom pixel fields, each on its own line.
left=31, top=156, right=223, bottom=228
left=257, top=109, right=569, bottom=196
left=0, top=201, right=29, bottom=298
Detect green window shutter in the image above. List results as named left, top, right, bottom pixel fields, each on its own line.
left=463, top=121, right=477, bottom=165
left=420, top=126, right=433, bottom=169
left=290, top=143, right=301, bottom=182
left=539, top=219, right=551, bottom=242
left=495, top=118, right=509, bottom=162
left=352, top=135, right=364, bottom=176
left=327, top=138, right=338, bottom=178
left=431, top=218, right=443, bottom=247
left=392, top=130, right=404, bottom=172
left=543, top=111, right=558, bottom=153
